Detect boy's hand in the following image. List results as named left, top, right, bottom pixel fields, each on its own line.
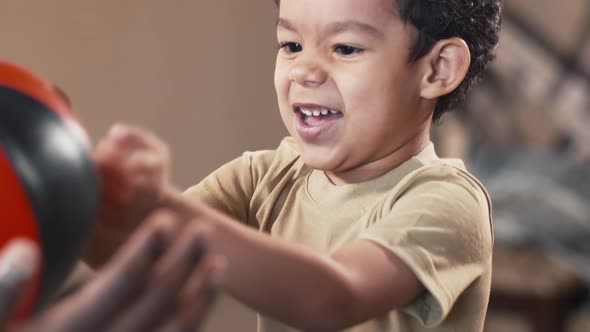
left=87, top=124, right=173, bottom=267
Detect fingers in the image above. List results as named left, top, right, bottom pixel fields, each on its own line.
left=95, top=124, right=170, bottom=168
left=108, top=124, right=169, bottom=155
left=95, top=124, right=170, bottom=187
left=106, top=223, right=211, bottom=332
left=15, top=209, right=224, bottom=332
left=157, top=255, right=226, bottom=332
left=0, top=240, right=39, bottom=329
left=42, top=211, right=178, bottom=332
left=93, top=123, right=171, bottom=237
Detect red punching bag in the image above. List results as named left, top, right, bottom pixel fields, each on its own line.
left=0, top=61, right=99, bottom=319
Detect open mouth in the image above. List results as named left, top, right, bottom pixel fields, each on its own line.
left=294, top=106, right=343, bottom=126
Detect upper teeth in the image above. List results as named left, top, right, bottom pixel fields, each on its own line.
left=300, top=108, right=339, bottom=117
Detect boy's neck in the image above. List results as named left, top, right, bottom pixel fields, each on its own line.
left=325, top=124, right=432, bottom=185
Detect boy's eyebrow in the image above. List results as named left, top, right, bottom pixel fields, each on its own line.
left=324, top=20, right=384, bottom=40
left=276, top=18, right=296, bottom=32
left=276, top=18, right=384, bottom=40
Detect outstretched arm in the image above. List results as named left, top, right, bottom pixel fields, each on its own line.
left=167, top=192, right=424, bottom=331
left=86, top=124, right=423, bottom=330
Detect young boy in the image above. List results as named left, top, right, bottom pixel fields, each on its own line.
left=87, top=0, right=502, bottom=331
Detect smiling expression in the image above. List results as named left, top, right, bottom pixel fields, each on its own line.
left=274, top=0, right=433, bottom=183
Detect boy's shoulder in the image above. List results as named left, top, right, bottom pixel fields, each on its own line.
left=394, top=145, right=494, bottom=240
left=404, top=143, right=488, bottom=197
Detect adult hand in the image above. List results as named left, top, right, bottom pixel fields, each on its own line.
left=3, top=210, right=224, bottom=332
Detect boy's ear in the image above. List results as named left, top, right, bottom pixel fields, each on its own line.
left=419, top=37, right=471, bottom=99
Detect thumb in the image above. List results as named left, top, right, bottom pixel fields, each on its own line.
left=0, top=239, right=40, bottom=327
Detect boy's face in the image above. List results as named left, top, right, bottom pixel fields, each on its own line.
left=275, top=0, right=431, bottom=180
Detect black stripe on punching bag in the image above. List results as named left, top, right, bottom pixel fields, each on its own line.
left=0, top=86, right=99, bottom=310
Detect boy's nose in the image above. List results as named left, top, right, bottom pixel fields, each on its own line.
left=288, top=58, right=327, bottom=87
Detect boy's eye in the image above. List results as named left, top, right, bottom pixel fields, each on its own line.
left=334, top=45, right=364, bottom=56
left=279, top=42, right=302, bottom=54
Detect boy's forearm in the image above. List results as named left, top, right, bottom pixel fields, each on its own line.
left=215, top=217, right=363, bottom=330
left=165, top=191, right=364, bottom=330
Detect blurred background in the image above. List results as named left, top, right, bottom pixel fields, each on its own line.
left=434, top=1, right=590, bottom=331
left=1, top=0, right=588, bottom=331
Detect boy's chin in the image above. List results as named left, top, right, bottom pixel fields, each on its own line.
left=293, top=138, right=345, bottom=171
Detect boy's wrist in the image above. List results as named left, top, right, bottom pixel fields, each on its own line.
left=158, top=185, right=231, bottom=234
left=158, top=185, right=194, bottom=218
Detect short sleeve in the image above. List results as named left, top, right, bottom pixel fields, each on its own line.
left=184, top=153, right=256, bottom=223
left=183, top=142, right=288, bottom=225
left=358, top=166, right=493, bottom=327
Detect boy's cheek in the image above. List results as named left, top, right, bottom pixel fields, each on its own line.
left=274, top=83, right=291, bottom=112
left=274, top=58, right=293, bottom=79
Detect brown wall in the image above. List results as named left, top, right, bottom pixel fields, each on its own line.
left=0, top=1, right=284, bottom=330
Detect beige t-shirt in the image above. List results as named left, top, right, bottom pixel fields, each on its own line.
left=185, top=137, right=493, bottom=332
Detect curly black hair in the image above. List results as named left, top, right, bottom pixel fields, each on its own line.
left=273, top=0, right=503, bottom=122
left=399, top=0, right=502, bottom=122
